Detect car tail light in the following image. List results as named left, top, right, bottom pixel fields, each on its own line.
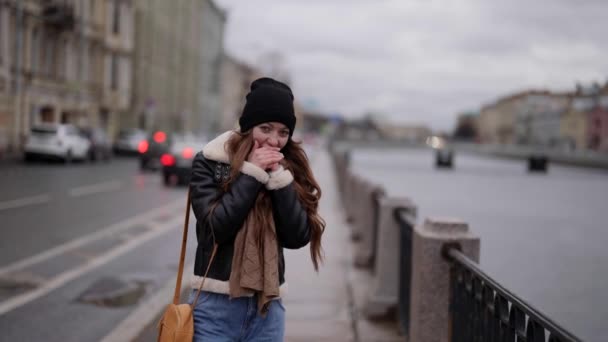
left=153, top=131, right=166, bottom=143
left=160, top=154, right=176, bottom=167
left=182, top=147, right=194, bottom=159
left=138, top=140, right=149, bottom=153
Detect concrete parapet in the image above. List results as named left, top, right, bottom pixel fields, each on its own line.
left=354, top=183, right=386, bottom=268
left=348, top=175, right=367, bottom=240
left=408, top=218, right=480, bottom=342
left=363, top=197, right=416, bottom=319
left=343, top=172, right=358, bottom=225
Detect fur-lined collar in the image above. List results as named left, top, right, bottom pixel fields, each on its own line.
left=202, top=131, right=233, bottom=163
left=200, top=130, right=294, bottom=189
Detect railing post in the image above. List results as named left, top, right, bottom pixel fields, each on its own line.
left=409, top=218, right=480, bottom=342
left=363, top=197, right=416, bottom=319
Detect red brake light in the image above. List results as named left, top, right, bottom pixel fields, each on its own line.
left=160, top=154, right=176, bottom=166
left=182, top=147, right=194, bottom=159
left=138, top=140, right=149, bottom=153
left=153, top=131, right=166, bottom=143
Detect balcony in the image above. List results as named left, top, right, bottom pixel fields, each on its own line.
left=42, top=2, right=75, bottom=31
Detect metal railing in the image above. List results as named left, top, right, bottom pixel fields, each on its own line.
left=445, top=248, right=583, bottom=342
left=394, top=207, right=416, bottom=336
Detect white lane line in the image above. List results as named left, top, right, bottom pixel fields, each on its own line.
left=0, top=194, right=51, bottom=211
left=0, top=199, right=184, bottom=278
left=0, top=215, right=184, bottom=316
left=101, top=261, right=195, bottom=342
left=68, top=180, right=124, bottom=197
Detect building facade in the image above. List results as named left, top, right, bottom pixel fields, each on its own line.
left=1, top=0, right=134, bottom=153
left=560, top=97, right=590, bottom=150
left=131, top=0, right=225, bottom=136
left=197, top=0, right=225, bottom=137
left=479, top=91, right=536, bottom=145
left=219, top=55, right=260, bottom=132
left=523, top=93, right=570, bottom=147
left=587, top=92, right=608, bottom=151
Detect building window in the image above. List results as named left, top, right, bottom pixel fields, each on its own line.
left=112, top=0, right=120, bottom=34
left=111, top=55, right=118, bottom=90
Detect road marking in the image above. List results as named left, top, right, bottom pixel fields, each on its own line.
left=0, top=215, right=184, bottom=316
left=0, top=199, right=184, bottom=278
left=0, top=194, right=51, bottom=211
left=101, top=261, right=195, bottom=342
left=68, top=180, right=124, bottom=197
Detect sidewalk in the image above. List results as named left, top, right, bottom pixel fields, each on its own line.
left=283, top=145, right=401, bottom=341
left=112, top=145, right=402, bottom=341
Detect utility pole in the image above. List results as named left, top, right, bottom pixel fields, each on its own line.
left=13, top=0, right=24, bottom=152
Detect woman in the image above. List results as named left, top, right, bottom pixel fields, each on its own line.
left=188, top=77, right=325, bottom=341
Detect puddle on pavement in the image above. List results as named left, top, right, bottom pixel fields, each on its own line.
left=76, top=277, right=151, bottom=308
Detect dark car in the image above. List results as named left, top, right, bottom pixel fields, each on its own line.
left=139, top=130, right=173, bottom=171
left=113, top=128, right=147, bottom=156
left=161, top=137, right=206, bottom=186
left=80, top=127, right=113, bottom=162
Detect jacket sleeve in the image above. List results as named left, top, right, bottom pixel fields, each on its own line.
left=267, top=167, right=311, bottom=249
left=189, top=152, right=268, bottom=244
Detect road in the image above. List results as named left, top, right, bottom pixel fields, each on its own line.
left=0, top=157, right=195, bottom=342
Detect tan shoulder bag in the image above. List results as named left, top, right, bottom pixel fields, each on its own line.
left=157, top=188, right=218, bottom=342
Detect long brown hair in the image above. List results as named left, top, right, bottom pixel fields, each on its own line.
left=224, top=130, right=325, bottom=271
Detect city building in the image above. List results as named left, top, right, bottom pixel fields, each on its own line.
left=197, top=0, right=225, bottom=137
left=1, top=0, right=135, bottom=153
left=219, top=54, right=260, bottom=132
left=586, top=83, right=608, bottom=151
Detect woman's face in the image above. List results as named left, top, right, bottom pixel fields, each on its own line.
left=252, top=122, right=290, bottom=149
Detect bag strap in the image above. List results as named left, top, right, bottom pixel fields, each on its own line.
left=173, top=187, right=218, bottom=306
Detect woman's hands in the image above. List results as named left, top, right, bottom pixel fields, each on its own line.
left=248, top=140, right=284, bottom=171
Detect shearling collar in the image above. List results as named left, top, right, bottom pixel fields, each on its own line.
left=200, top=130, right=294, bottom=189
left=202, top=131, right=233, bottom=164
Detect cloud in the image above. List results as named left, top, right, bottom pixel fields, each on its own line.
left=215, top=0, right=608, bottom=131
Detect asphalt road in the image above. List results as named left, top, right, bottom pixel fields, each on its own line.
left=0, top=157, right=196, bottom=342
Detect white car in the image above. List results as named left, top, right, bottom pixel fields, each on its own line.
left=24, top=123, right=91, bottom=162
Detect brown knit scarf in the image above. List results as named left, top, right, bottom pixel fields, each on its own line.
left=228, top=194, right=280, bottom=315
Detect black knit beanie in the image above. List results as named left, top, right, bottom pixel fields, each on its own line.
left=239, top=77, right=296, bottom=136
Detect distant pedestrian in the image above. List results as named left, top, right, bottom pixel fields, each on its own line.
left=188, top=77, right=325, bottom=341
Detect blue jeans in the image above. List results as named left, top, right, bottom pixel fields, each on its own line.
left=187, top=290, right=285, bottom=342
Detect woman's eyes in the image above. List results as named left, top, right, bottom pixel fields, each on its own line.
left=260, top=126, right=288, bottom=137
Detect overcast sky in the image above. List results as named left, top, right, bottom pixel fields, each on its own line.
left=214, top=0, right=608, bottom=131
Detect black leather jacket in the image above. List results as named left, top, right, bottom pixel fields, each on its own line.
left=189, top=152, right=311, bottom=285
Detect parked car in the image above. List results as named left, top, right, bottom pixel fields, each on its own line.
left=139, top=130, right=173, bottom=171
left=161, top=137, right=206, bottom=186
left=80, top=127, right=112, bottom=162
left=113, top=128, right=147, bottom=156
left=24, top=123, right=91, bottom=163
